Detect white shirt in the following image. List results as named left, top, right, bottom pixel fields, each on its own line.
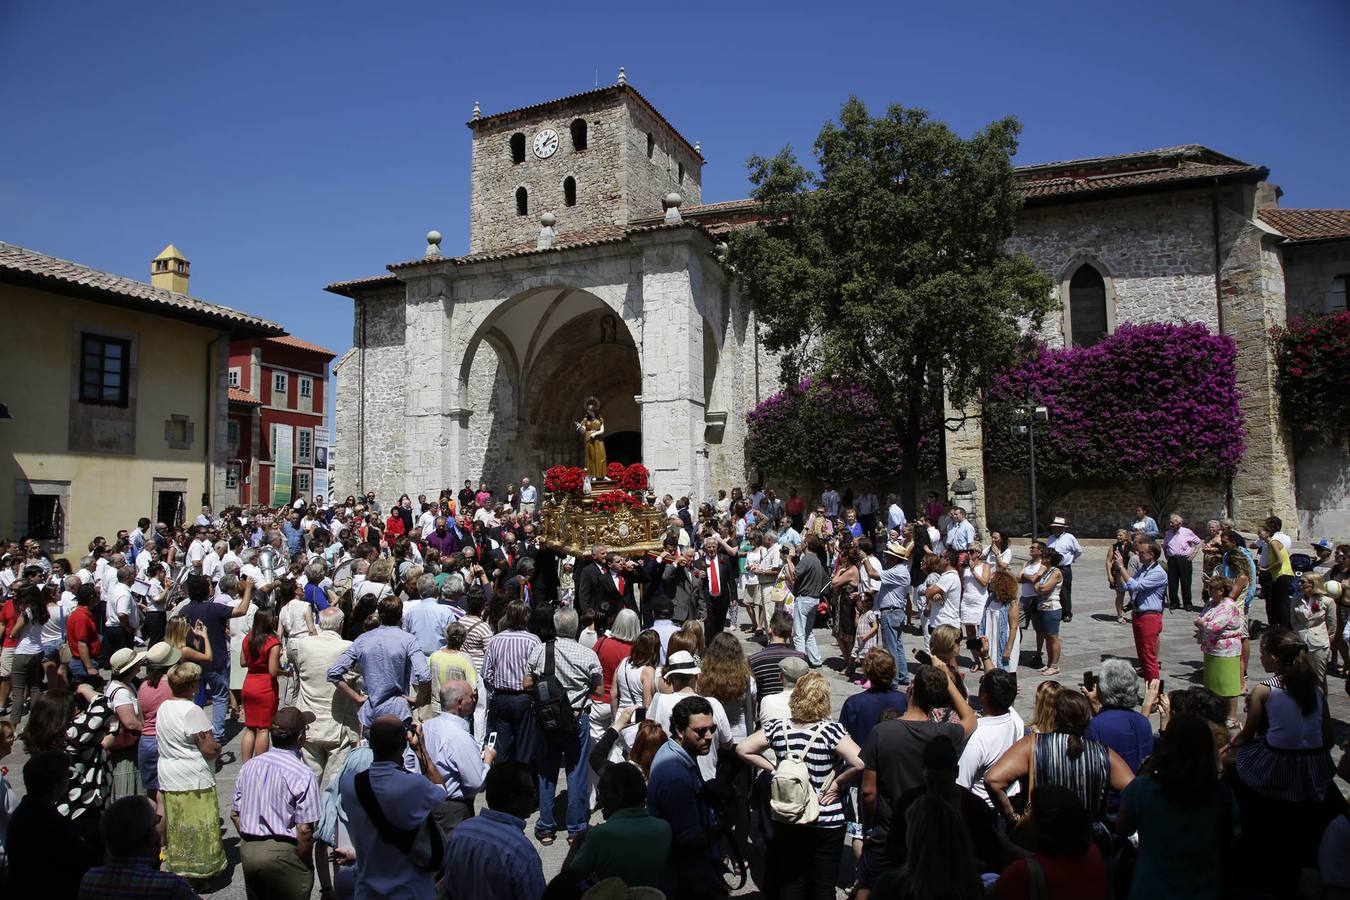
left=201, top=551, right=222, bottom=583
left=748, top=545, right=782, bottom=586
left=1259, top=531, right=1292, bottom=567
left=156, top=699, right=216, bottom=791
left=105, top=582, right=139, bottom=628
left=957, top=709, right=1026, bottom=804
left=43, top=595, right=78, bottom=646
left=240, top=563, right=271, bottom=602
left=933, top=570, right=962, bottom=627
left=1019, top=561, right=1044, bottom=599
left=221, top=550, right=242, bottom=572
left=187, top=539, right=210, bottom=567
left=887, top=504, right=907, bottom=530
left=417, top=510, right=436, bottom=537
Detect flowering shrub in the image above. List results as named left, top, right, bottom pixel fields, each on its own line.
left=543, top=465, right=586, bottom=494
left=746, top=376, right=938, bottom=483
left=1272, top=310, right=1350, bottom=443
left=606, top=462, right=627, bottom=481
left=984, top=322, right=1246, bottom=481
left=619, top=463, right=650, bottom=492
left=593, top=489, right=643, bottom=513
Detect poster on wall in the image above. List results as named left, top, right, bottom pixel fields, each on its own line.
left=314, top=429, right=330, bottom=501
left=272, top=423, right=294, bottom=507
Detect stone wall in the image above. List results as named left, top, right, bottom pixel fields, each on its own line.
left=331, top=348, right=357, bottom=498
left=1296, top=444, right=1350, bottom=540
left=624, top=97, right=702, bottom=219
left=339, top=288, right=407, bottom=503
left=986, top=472, right=1227, bottom=539
left=1283, top=239, right=1350, bottom=317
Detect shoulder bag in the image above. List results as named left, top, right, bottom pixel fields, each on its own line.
left=353, top=770, right=445, bottom=871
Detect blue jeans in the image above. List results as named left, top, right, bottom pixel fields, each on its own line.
left=792, top=596, right=822, bottom=666
left=878, top=608, right=910, bottom=687
left=535, top=714, right=591, bottom=836
left=202, top=667, right=230, bottom=741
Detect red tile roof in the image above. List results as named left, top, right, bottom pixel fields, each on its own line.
left=326, top=272, right=401, bottom=294
left=228, top=388, right=261, bottom=405
left=467, top=83, right=704, bottom=161
left=1258, top=209, right=1350, bottom=243
left=266, top=334, right=338, bottom=358
left=0, top=241, right=283, bottom=336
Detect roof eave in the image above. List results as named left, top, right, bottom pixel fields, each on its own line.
left=1021, top=167, right=1268, bottom=208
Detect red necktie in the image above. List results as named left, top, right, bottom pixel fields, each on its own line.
left=709, top=556, right=720, bottom=596
left=616, top=574, right=626, bottom=595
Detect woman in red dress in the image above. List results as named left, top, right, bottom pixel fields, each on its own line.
left=239, top=609, right=282, bottom=762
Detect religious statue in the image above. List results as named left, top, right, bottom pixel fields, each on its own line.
left=576, top=396, right=607, bottom=478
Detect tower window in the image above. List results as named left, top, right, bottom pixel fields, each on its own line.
left=510, top=133, right=526, bottom=164
left=646, top=133, right=654, bottom=159
left=563, top=177, right=577, bottom=207
left=678, top=163, right=684, bottom=185
left=516, top=187, right=528, bottom=216
left=1068, top=264, right=1109, bottom=347
left=570, top=119, right=587, bottom=151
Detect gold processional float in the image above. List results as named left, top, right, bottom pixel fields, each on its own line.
left=537, top=463, right=666, bottom=558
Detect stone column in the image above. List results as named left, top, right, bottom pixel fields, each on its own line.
left=1222, top=211, right=1297, bottom=534
left=943, top=391, right=988, bottom=534
left=400, top=267, right=456, bottom=498
left=633, top=230, right=708, bottom=499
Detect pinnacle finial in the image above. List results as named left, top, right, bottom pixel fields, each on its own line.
left=694, top=140, right=701, bottom=154
left=617, top=66, right=626, bottom=86
left=425, top=230, right=442, bottom=259
left=472, top=100, right=481, bottom=121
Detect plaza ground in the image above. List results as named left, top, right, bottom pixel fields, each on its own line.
left=5, top=545, right=1346, bottom=897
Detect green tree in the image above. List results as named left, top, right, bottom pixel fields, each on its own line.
left=730, top=98, right=1056, bottom=510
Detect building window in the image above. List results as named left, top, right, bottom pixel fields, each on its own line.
left=510, top=133, right=526, bottom=164
left=1330, top=274, right=1348, bottom=312
left=296, top=469, right=312, bottom=496
left=273, top=372, right=288, bottom=400
left=516, top=187, right=528, bottom=216
left=228, top=367, right=241, bottom=388
left=79, top=333, right=131, bottom=406
left=269, top=423, right=279, bottom=460
left=678, top=162, right=684, bottom=185
left=298, top=428, right=313, bottom=466
left=563, top=176, right=577, bottom=207
left=227, top=419, right=240, bottom=453
left=26, top=495, right=61, bottom=542
left=225, top=463, right=239, bottom=490
left=570, top=119, right=587, bottom=151
left=1068, top=264, right=1109, bottom=348
left=164, top=414, right=194, bottom=450
left=646, top=133, right=654, bottom=159
left=154, top=259, right=168, bottom=273
left=299, top=376, right=312, bottom=399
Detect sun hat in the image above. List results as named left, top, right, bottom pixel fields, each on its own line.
left=884, top=542, right=906, bottom=559
left=145, top=642, right=182, bottom=668
left=1313, top=539, right=1333, bottom=552
left=662, top=650, right=701, bottom=682
left=109, top=647, right=146, bottom=677
left=1050, top=516, right=1069, bottom=528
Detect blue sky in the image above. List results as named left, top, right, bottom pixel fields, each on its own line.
left=3, top=0, right=1348, bottom=399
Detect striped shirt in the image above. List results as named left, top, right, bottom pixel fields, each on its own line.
left=459, top=614, right=494, bottom=671
left=1032, top=732, right=1111, bottom=821
left=764, top=718, right=849, bottom=826
left=231, top=747, right=321, bottom=838
left=748, top=643, right=807, bottom=698
left=483, top=629, right=541, bottom=691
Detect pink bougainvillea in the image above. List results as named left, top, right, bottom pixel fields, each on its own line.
left=984, top=322, right=1246, bottom=480
left=1271, top=310, right=1350, bottom=443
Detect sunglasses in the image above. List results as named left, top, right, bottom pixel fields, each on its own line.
left=690, top=725, right=718, bottom=736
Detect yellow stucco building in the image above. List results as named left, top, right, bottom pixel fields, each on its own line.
left=0, top=241, right=282, bottom=555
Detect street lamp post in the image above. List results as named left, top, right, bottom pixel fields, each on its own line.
left=1011, top=392, right=1049, bottom=541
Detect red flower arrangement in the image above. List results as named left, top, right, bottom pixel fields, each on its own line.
left=619, top=463, right=650, bottom=492
left=593, top=490, right=644, bottom=513
left=606, top=462, right=627, bottom=481
left=543, top=465, right=586, bottom=494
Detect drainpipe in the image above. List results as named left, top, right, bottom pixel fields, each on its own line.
left=358, top=297, right=366, bottom=495
left=1212, top=179, right=1235, bottom=518
left=204, top=337, right=214, bottom=508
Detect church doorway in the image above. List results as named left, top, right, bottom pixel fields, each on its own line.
left=604, top=431, right=642, bottom=466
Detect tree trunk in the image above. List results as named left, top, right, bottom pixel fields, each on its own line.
left=896, top=363, right=926, bottom=517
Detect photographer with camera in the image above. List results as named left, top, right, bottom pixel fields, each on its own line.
left=648, top=695, right=735, bottom=895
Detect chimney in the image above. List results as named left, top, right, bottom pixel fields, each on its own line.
left=151, top=244, right=190, bottom=294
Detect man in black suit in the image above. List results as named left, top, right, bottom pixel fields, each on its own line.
left=661, top=547, right=705, bottom=624
left=572, top=544, right=609, bottom=618
left=596, top=551, right=647, bottom=626
left=697, top=536, right=738, bottom=635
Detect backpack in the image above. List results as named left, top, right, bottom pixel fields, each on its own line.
left=531, top=641, right=579, bottom=735
left=769, top=722, right=836, bottom=824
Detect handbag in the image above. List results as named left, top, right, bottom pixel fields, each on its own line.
left=353, top=770, right=445, bottom=871
left=1009, top=734, right=1038, bottom=850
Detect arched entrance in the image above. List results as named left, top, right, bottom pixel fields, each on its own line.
left=457, top=287, right=642, bottom=481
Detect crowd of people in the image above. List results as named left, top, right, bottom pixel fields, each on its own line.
left=0, top=480, right=1347, bottom=900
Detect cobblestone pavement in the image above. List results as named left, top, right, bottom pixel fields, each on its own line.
left=5, top=546, right=1347, bottom=897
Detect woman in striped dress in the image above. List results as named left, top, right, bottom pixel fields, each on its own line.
left=736, top=672, right=865, bottom=899
left=985, top=690, right=1134, bottom=834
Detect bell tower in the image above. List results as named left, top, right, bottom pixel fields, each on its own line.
left=466, top=70, right=704, bottom=253
left=151, top=244, right=191, bottom=294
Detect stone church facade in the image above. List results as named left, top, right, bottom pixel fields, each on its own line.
left=328, top=76, right=1349, bottom=537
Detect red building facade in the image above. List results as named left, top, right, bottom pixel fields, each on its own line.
left=226, top=335, right=335, bottom=507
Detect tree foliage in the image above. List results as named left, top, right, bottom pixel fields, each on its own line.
left=730, top=98, right=1055, bottom=506
left=1271, top=310, right=1350, bottom=447
left=984, top=322, right=1247, bottom=482
left=746, top=377, right=939, bottom=484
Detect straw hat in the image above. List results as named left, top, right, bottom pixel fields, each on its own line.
left=662, top=650, right=701, bottom=682
left=109, top=647, right=146, bottom=677
left=145, top=642, right=182, bottom=668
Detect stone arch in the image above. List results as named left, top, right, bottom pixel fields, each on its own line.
left=1057, top=253, right=1119, bottom=348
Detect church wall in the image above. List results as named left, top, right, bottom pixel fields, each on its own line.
left=623, top=98, right=702, bottom=220
left=346, top=290, right=407, bottom=504
left=1282, top=240, right=1350, bottom=317
left=331, top=348, right=357, bottom=498
left=469, top=92, right=628, bottom=254
left=986, top=472, right=1227, bottom=539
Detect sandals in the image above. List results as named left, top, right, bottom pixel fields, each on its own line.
left=536, top=832, right=556, bottom=846
left=1039, top=665, right=1061, bottom=676
left=1116, top=615, right=1128, bottom=625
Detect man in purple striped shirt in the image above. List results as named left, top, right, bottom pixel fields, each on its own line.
left=483, top=601, right=541, bottom=765
left=231, top=707, right=322, bottom=899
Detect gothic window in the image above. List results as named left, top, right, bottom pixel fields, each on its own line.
left=510, top=133, right=526, bottom=164
left=563, top=176, right=576, bottom=207
left=646, top=133, right=654, bottom=159
left=1068, top=264, right=1109, bottom=347
left=570, top=119, right=587, bottom=151
left=516, top=187, right=528, bottom=216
